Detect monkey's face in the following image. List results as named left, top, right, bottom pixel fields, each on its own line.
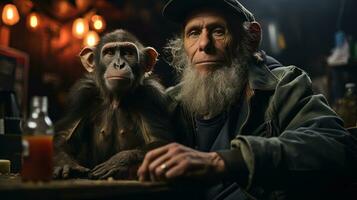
left=79, top=29, right=158, bottom=98
left=100, top=42, right=141, bottom=93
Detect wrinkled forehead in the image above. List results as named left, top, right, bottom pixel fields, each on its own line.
left=182, top=8, right=238, bottom=32
left=184, top=9, right=228, bottom=28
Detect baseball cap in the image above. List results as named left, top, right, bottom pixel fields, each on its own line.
left=162, top=0, right=255, bottom=24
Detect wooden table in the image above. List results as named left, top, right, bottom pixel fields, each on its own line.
left=0, top=174, right=203, bottom=200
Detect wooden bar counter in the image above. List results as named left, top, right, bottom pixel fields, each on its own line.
left=0, top=174, right=203, bottom=200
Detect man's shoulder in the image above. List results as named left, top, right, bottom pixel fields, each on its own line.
left=266, top=65, right=313, bottom=94
left=263, top=53, right=310, bottom=83
left=270, top=65, right=309, bottom=81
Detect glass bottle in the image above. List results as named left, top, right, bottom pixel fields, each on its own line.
left=334, top=83, right=357, bottom=128
left=0, top=90, right=22, bottom=135
left=21, top=96, right=54, bottom=181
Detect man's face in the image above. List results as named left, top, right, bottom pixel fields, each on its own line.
left=183, top=10, right=232, bottom=75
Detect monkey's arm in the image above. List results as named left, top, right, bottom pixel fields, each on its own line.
left=90, top=80, right=175, bottom=180
left=90, top=149, right=144, bottom=180
left=90, top=106, right=174, bottom=180
left=53, top=120, right=90, bottom=179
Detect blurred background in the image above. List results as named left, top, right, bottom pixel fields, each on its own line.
left=0, top=0, right=356, bottom=123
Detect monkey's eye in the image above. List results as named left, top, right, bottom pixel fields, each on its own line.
left=121, top=47, right=136, bottom=58
left=103, top=47, right=115, bottom=56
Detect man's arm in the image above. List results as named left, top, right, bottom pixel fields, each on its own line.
left=220, top=66, right=357, bottom=189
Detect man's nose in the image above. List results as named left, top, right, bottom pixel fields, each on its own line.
left=198, top=31, right=213, bottom=52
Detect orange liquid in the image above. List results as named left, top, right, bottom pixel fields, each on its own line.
left=21, top=135, right=53, bottom=182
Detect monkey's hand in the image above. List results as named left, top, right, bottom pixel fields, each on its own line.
left=53, top=151, right=90, bottom=179
left=90, top=149, right=144, bottom=180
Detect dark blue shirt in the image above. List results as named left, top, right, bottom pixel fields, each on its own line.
left=195, top=112, right=227, bottom=152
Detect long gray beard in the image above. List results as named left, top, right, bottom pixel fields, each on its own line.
left=180, top=60, right=247, bottom=118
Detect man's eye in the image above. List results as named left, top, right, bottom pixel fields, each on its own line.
left=212, top=28, right=225, bottom=38
left=187, top=30, right=200, bottom=38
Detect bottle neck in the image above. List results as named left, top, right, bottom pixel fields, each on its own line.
left=24, top=96, right=53, bottom=135
left=30, top=96, right=48, bottom=115
left=346, top=88, right=356, bottom=97
left=345, top=83, right=356, bottom=98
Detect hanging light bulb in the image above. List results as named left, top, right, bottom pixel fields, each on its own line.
left=72, top=18, right=89, bottom=39
left=84, top=31, right=99, bottom=47
left=27, top=12, right=40, bottom=30
left=91, top=15, right=106, bottom=32
left=1, top=4, right=20, bottom=26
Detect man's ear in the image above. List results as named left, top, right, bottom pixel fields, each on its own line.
left=79, top=46, right=95, bottom=73
left=143, top=47, right=158, bottom=72
left=247, top=22, right=262, bottom=51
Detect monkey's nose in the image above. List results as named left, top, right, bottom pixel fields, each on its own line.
left=119, top=63, right=125, bottom=69
left=113, top=62, right=125, bottom=69
left=114, top=62, right=119, bottom=68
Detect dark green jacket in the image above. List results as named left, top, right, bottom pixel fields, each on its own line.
left=167, top=58, right=357, bottom=199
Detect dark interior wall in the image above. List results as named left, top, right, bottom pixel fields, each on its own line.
left=2, top=0, right=356, bottom=120
left=241, top=0, right=357, bottom=76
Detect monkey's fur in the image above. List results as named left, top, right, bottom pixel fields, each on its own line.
left=53, top=30, right=173, bottom=179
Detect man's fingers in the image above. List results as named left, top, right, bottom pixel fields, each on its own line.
left=149, top=152, right=188, bottom=181
left=140, top=145, right=169, bottom=169
left=165, top=160, right=189, bottom=179
left=138, top=168, right=150, bottom=181
left=138, top=145, right=169, bottom=181
left=148, top=154, right=171, bottom=179
left=138, top=143, right=181, bottom=181
left=158, top=153, right=190, bottom=179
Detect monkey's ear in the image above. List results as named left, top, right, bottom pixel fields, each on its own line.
left=79, top=47, right=95, bottom=73
left=143, top=47, right=158, bottom=72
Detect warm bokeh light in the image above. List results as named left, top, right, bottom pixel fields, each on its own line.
left=1, top=4, right=20, bottom=26
left=91, top=15, right=106, bottom=32
left=278, top=34, right=286, bottom=50
left=27, top=12, right=40, bottom=29
left=84, top=31, right=99, bottom=47
left=72, top=18, right=89, bottom=39
left=94, top=20, right=103, bottom=30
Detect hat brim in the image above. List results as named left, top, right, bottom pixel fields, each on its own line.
left=162, top=0, right=254, bottom=24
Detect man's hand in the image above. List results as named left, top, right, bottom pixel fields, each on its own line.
left=53, top=151, right=90, bottom=179
left=90, top=149, right=144, bottom=180
left=137, top=143, right=226, bottom=182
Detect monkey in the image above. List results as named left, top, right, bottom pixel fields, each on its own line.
left=53, top=29, right=174, bottom=180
